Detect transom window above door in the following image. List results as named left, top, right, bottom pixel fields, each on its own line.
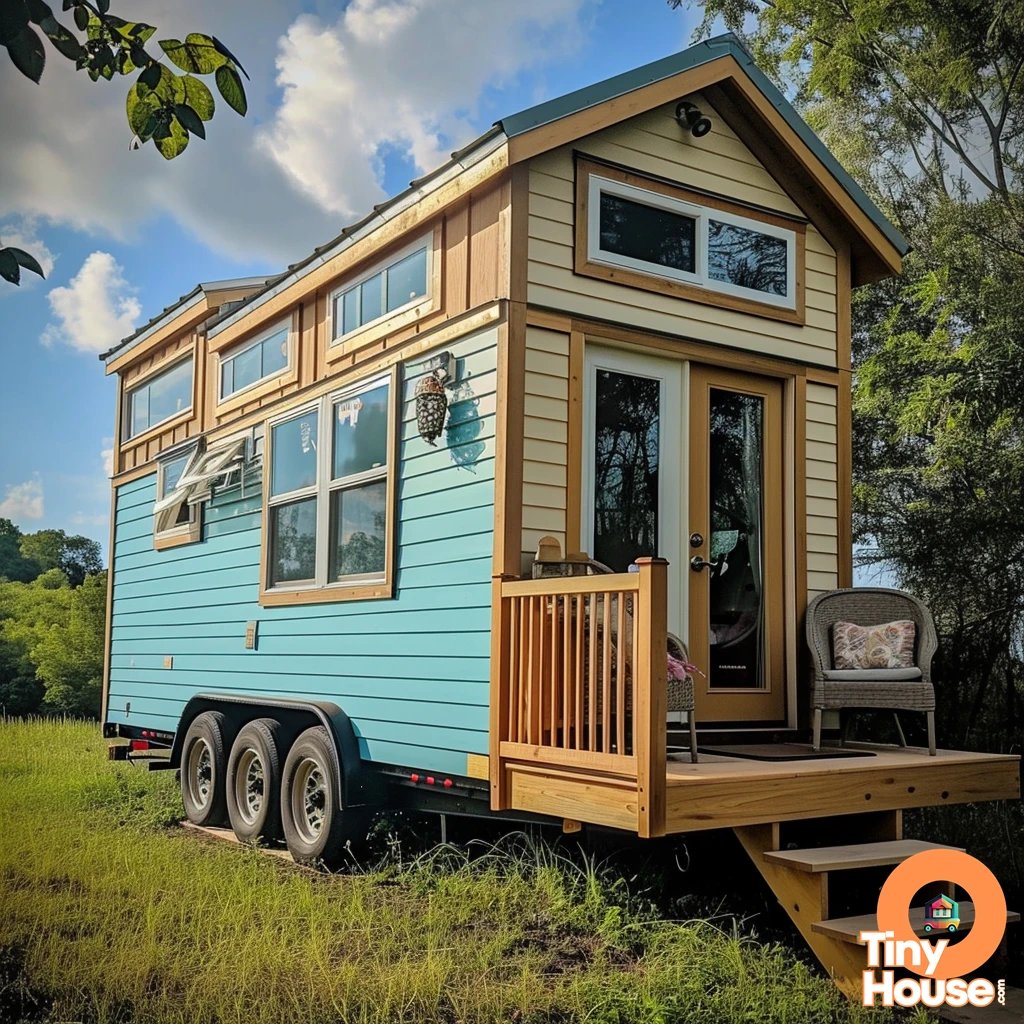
left=577, top=158, right=805, bottom=322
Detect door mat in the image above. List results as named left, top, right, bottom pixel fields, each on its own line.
left=695, top=743, right=877, bottom=761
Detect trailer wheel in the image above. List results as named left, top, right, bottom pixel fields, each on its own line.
left=180, top=711, right=228, bottom=827
left=226, top=718, right=282, bottom=844
left=280, top=725, right=365, bottom=867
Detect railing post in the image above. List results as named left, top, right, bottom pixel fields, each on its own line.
left=634, top=557, right=668, bottom=838
left=489, top=573, right=517, bottom=810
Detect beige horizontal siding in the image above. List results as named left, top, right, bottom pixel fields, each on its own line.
left=526, top=92, right=839, bottom=367
left=521, top=326, right=571, bottom=572
left=806, top=382, right=840, bottom=596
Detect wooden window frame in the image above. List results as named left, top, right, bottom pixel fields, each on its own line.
left=212, top=312, right=299, bottom=416
left=325, top=227, right=442, bottom=363
left=575, top=156, right=807, bottom=326
left=153, top=441, right=202, bottom=550
left=122, top=348, right=196, bottom=443
left=259, top=365, right=399, bottom=607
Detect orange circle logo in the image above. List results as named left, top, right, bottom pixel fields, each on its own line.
left=876, top=850, right=1006, bottom=980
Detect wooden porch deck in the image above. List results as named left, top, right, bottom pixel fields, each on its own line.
left=489, top=561, right=1020, bottom=837
left=503, top=746, right=1021, bottom=837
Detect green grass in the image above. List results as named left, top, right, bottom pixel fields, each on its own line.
left=0, top=719, right=911, bottom=1024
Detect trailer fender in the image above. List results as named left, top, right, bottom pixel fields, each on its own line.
left=169, top=694, right=380, bottom=808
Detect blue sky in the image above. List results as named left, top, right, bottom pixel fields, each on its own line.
left=0, top=0, right=707, bottom=555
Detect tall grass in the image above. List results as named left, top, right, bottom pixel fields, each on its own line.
left=0, top=719, right=908, bottom=1024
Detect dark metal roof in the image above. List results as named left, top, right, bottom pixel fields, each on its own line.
left=497, top=32, right=908, bottom=257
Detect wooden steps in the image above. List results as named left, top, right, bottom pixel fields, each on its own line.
left=733, top=815, right=1018, bottom=1000
left=813, top=901, right=1021, bottom=944
left=764, top=838, right=959, bottom=873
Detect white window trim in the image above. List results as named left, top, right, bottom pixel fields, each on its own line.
left=328, top=234, right=433, bottom=346
left=587, top=175, right=797, bottom=310
left=218, top=319, right=293, bottom=402
left=155, top=442, right=201, bottom=539
left=125, top=354, right=194, bottom=441
left=266, top=372, right=393, bottom=593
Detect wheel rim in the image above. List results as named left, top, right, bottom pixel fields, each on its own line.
left=186, top=738, right=213, bottom=810
left=292, top=756, right=328, bottom=844
left=234, top=748, right=264, bottom=826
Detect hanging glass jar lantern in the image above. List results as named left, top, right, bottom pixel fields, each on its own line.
left=415, top=370, right=448, bottom=446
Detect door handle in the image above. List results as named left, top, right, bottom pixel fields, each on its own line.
left=691, top=554, right=727, bottom=575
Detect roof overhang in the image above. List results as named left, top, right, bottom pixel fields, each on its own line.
left=101, top=276, right=272, bottom=373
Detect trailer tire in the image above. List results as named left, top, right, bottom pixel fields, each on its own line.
left=180, top=711, right=228, bottom=827
left=226, top=718, right=283, bottom=844
left=281, top=725, right=366, bottom=867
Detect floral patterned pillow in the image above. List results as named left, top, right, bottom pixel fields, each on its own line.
left=832, top=620, right=916, bottom=670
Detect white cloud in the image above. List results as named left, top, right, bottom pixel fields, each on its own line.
left=0, top=0, right=591, bottom=267
left=0, top=216, right=55, bottom=282
left=100, top=439, right=115, bottom=479
left=260, top=0, right=587, bottom=219
left=41, top=251, right=142, bottom=354
left=0, top=479, right=44, bottom=522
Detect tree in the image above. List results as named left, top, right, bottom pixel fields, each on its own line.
left=20, top=528, right=102, bottom=587
left=669, top=0, right=1024, bottom=752
left=0, top=519, right=37, bottom=582
left=1, top=0, right=249, bottom=284
left=0, top=568, right=106, bottom=717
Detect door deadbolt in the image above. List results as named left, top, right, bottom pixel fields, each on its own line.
left=689, top=532, right=704, bottom=548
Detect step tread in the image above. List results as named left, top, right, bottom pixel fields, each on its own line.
left=813, top=901, right=1020, bottom=944
left=764, top=839, right=960, bottom=873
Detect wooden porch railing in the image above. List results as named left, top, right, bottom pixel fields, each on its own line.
left=489, top=557, right=667, bottom=836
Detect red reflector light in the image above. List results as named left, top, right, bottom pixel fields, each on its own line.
left=410, top=773, right=419, bottom=783
left=426, top=776, right=435, bottom=785
left=443, top=778, right=453, bottom=788
left=130, top=740, right=150, bottom=751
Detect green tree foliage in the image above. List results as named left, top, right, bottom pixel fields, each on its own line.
left=670, top=0, right=1024, bottom=750
left=0, top=569, right=106, bottom=717
left=0, top=519, right=37, bottom=582
left=1, top=0, right=249, bottom=284
left=19, top=528, right=102, bottom=586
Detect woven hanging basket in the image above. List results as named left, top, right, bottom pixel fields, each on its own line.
left=415, top=371, right=448, bottom=446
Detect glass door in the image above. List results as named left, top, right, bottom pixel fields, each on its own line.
left=688, top=365, right=785, bottom=722
left=582, top=347, right=682, bottom=631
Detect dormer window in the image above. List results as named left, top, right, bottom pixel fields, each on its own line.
left=577, top=158, right=805, bottom=324
left=327, top=231, right=438, bottom=355
left=125, top=355, right=193, bottom=440
left=219, top=322, right=290, bottom=401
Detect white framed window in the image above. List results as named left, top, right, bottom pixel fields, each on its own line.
left=125, top=356, right=194, bottom=439
left=587, top=175, right=797, bottom=309
left=219, top=321, right=291, bottom=401
left=330, top=236, right=431, bottom=344
left=153, top=434, right=249, bottom=546
left=155, top=442, right=201, bottom=540
left=265, top=371, right=394, bottom=595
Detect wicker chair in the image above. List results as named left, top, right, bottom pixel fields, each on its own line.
left=806, top=587, right=937, bottom=755
left=667, top=633, right=699, bottom=763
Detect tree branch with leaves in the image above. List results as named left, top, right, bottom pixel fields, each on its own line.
left=0, top=0, right=249, bottom=284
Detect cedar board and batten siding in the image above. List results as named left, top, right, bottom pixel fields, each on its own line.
left=106, top=327, right=497, bottom=778
left=527, top=93, right=839, bottom=368
left=116, top=180, right=508, bottom=477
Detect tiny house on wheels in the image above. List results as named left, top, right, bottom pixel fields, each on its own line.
left=100, top=35, right=1019, bottom=995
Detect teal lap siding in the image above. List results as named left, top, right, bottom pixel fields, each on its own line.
left=107, top=328, right=497, bottom=778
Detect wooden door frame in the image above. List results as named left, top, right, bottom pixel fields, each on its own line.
left=688, top=364, right=787, bottom=724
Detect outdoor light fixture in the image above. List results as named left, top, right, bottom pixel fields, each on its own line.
left=414, top=350, right=455, bottom=446
left=676, top=101, right=712, bottom=138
